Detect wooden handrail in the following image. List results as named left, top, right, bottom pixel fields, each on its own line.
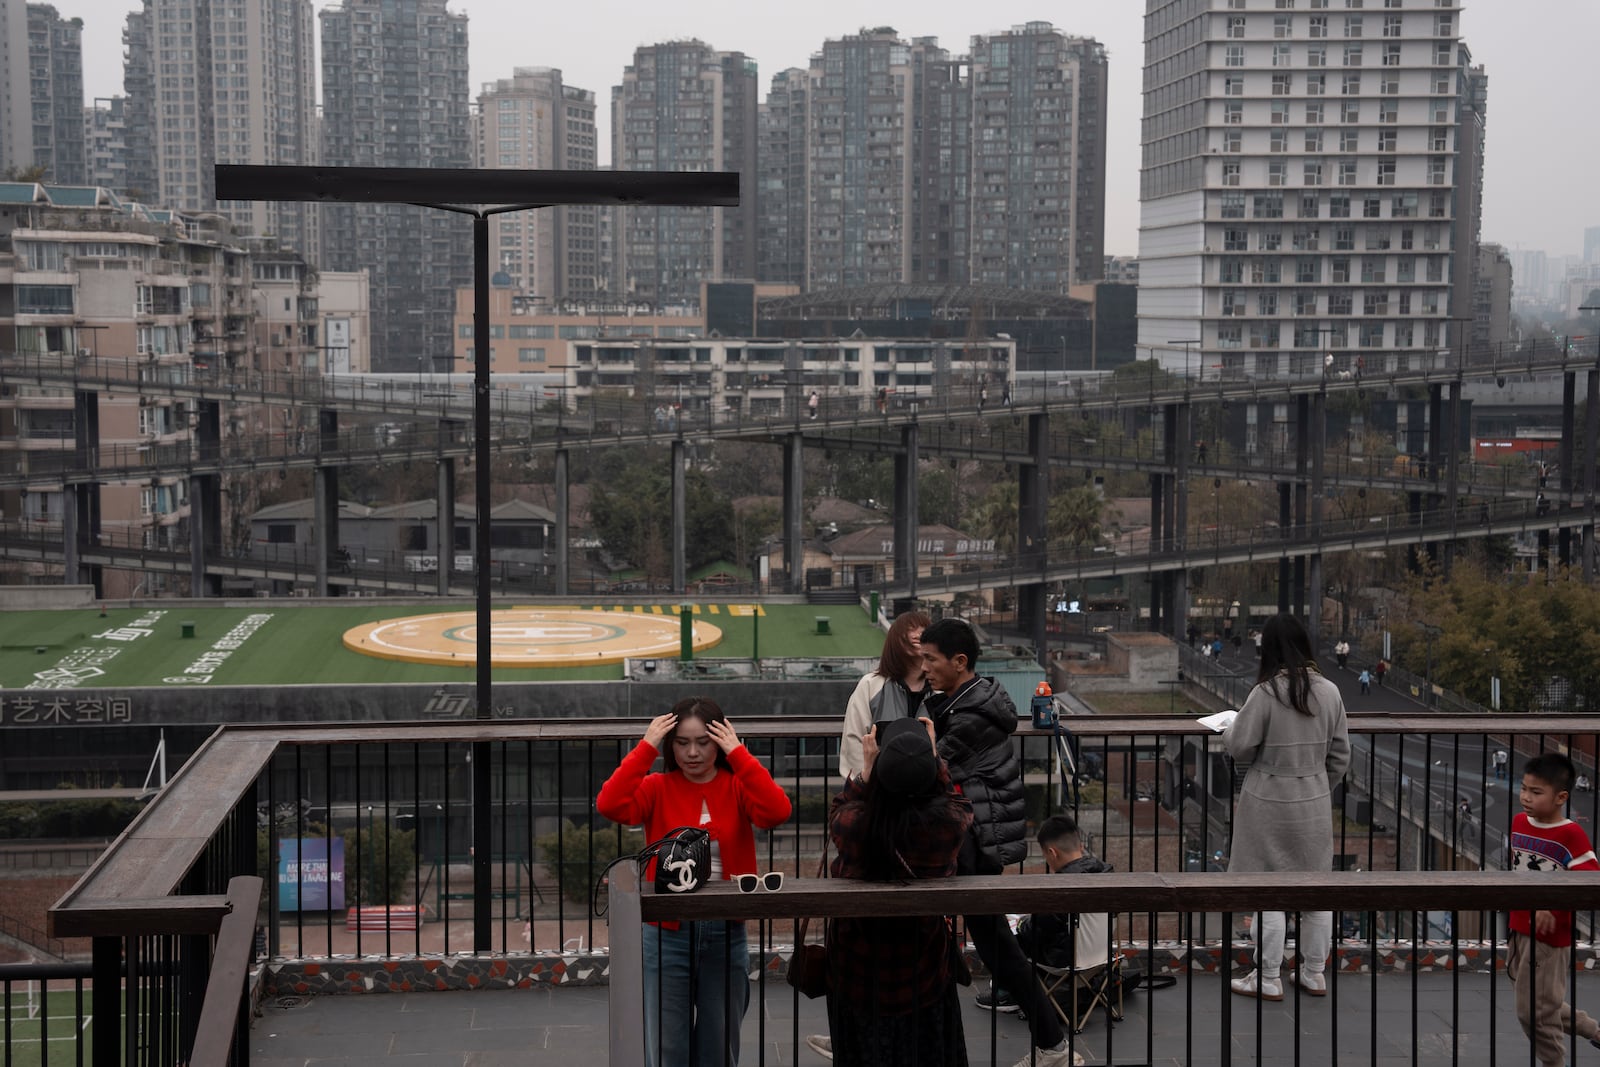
left=185, top=875, right=263, bottom=1067
left=638, top=870, right=1600, bottom=924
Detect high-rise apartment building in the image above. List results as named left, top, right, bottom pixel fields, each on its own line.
left=25, top=4, right=83, bottom=184
left=756, top=23, right=1107, bottom=293
left=966, top=24, right=1108, bottom=289
left=756, top=67, right=807, bottom=289
left=1138, top=0, right=1483, bottom=380
left=320, top=0, right=471, bottom=372
left=84, top=96, right=127, bottom=191
left=475, top=68, right=599, bottom=302
left=120, top=0, right=318, bottom=252
left=0, top=0, right=32, bottom=176
left=611, top=40, right=758, bottom=311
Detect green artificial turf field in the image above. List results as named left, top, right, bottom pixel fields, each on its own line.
left=0, top=988, right=100, bottom=1067
left=0, top=602, right=884, bottom=689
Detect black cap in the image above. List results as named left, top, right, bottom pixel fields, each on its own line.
left=874, top=717, right=939, bottom=797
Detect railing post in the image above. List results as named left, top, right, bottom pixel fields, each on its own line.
left=607, top=862, right=645, bottom=1067
left=90, top=936, right=120, bottom=1067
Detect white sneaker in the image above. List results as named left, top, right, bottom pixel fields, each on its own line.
left=1295, top=969, right=1327, bottom=996
left=805, top=1034, right=833, bottom=1061
left=1230, top=970, right=1284, bottom=1001
left=1007, top=1045, right=1084, bottom=1067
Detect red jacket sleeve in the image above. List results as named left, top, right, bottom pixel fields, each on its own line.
left=596, top=740, right=662, bottom=826
left=727, top=745, right=792, bottom=829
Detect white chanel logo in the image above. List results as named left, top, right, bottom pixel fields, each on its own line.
left=662, top=855, right=700, bottom=893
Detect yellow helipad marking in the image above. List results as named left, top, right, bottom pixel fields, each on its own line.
left=342, top=608, right=722, bottom=668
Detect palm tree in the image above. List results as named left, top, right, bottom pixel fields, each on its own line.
left=1048, top=485, right=1105, bottom=548
left=968, top=481, right=1019, bottom=558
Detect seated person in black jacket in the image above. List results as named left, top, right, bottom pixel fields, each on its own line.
left=978, top=814, right=1114, bottom=1015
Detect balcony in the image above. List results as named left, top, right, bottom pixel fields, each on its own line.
left=11, top=714, right=1600, bottom=1067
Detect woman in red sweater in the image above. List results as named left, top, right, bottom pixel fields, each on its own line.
left=598, top=697, right=792, bottom=1067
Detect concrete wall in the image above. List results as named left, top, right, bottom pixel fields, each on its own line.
left=0, top=585, right=98, bottom=610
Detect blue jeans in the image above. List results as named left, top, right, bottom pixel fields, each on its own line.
left=642, top=921, right=749, bottom=1067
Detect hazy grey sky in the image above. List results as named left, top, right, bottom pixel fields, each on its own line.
left=69, top=0, right=1595, bottom=258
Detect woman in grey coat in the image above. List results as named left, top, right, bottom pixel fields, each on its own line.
left=1224, top=613, right=1351, bottom=1001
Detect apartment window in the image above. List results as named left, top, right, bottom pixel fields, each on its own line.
left=1338, top=160, right=1358, bottom=186
left=1365, top=225, right=1390, bottom=248
left=1331, top=192, right=1352, bottom=217
left=1272, top=98, right=1291, bottom=123
left=1224, top=228, right=1250, bottom=251
left=1294, top=225, right=1321, bottom=251
left=1304, top=161, right=1325, bottom=186
left=1431, top=127, right=1450, bottom=151
left=1269, top=162, right=1288, bottom=187
left=1306, top=73, right=1326, bottom=95
left=1271, top=128, right=1289, bottom=152
left=1225, top=76, right=1244, bottom=96
left=1273, top=44, right=1292, bottom=66
left=1383, top=14, right=1402, bottom=36
left=1306, top=127, right=1325, bottom=152
left=1397, top=256, right=1416, bottom=282
left=1341, top=101, right=1361, bottom=123
left=1259, top=291, right=1280, bottom=316
left=1225, top=130, right=1242, bottom=152
left=1424, top=224, right=1442, bottom=249
left=1222, top=292, right=1245, bottom=317
left=1381, top=101, right=1400, bottom=123
left=1273, top=74, right=1293, bottom=94
left=1330, top=290, right=1353, bottom=313
left=1428, top=191, right=1448, bottom=217
left=1308, top=46, right=1327, bottom=67
left=1309, top=15, right=1328, bottom=37
left=1342, top=73, right=1361, bottom=95
left=1296, top=291, right=1319, bottom=316
left=1260, top=228, right=1284, bottom=251
left=1332, top=258, right=1352, bottom=284
left=1306, top=101, right=1325, bottom=123
left=1433, top=72, right=1451, bottom=94
left=1383, top=43, right=1402, bottom=66
left=1219, top=324, right=1244, bottom=349
left=1400, top=226, right=1415, bottom=249
left=1435, top=14, right=1453, bottom=36
left=1361, top=322, right=1385, bottom=347
left=1429, top=157, right=1448, bottom=185
left=1434, top=42, right=1452, bottom=64
left=1340, top=129, right=1360, bottom=152
left=1221, top=257, right=1244, bottom=284
left=1250, top=323, right=1282, bottom=349
left=1274, top=15, right=1293, bottom=37
left=1297, top=258, right=1321, bottom=283
left=1427, top=258, right=1445, bottom=283
left=1223, top=162, right=1241, bottom=187
left=1276, top=0, right=1296, bottom=7
left=1395, top=322, right=1413, bottom=347
left=1252, top=258, right=1283, bottom=283
left=1424, top=321, right=1440, bottom=346
left=1256, top=192, right=1285, bottom=217
left=1335, top=226, right=1355, bottom=250
left=1228, top=16, right=1246, bottom=37
left=1380, top=73, right=1399, bottom=94
left=19, top=285, right=74, bottom=315
left=1377, top=129, right=1397, bottom=151
left=1225, top=101, right=1244, bottom=124
left=1301, top=194, right=1321, bottom=217
left=1377, top=159, right=1396, bottom=185
left=1345, top=15, right=1363, bottom=35
left=1361, top=257, right=1386, bottom=283
left=1393, top=191, right=1418, bottom=217
left=1343, top=44, right=1363, bottom=66
left=1222, top=192, right=1246, bottom=218
left=1227, top=44, right=1246, bottom=66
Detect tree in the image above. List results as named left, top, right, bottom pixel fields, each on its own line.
left=588, top=450, right=736, bottom=580
left=969, top=480, right=1019, bottom=557
left=1047, top=484, right=1106, bottom=548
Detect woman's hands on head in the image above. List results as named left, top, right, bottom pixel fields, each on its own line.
left=643, top=713, right=677, bottom=750
left=705, top=717, right=743, bottom=755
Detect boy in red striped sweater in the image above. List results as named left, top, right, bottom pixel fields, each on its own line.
left=1507, top=752, right=1600, bottom=1067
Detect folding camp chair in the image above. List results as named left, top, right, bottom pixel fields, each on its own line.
left=1035, top=911, right=1124, bottom=1034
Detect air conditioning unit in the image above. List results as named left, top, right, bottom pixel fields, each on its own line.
left=78, top=348, right=93, bottom=358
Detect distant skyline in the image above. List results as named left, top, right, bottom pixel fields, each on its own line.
left=59, top=0, right=1600, bottom=259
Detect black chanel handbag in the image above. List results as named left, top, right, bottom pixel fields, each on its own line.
left=638, top=826, right=713, bottom=894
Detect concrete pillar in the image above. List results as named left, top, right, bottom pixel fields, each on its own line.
left=1278, top=483, right=1292, bottom=614
left=313, top=467, right=330, bottom=596
left=554, top=448, right=569, bottom=596
left=1017, top=413, right=1050, bottom=663
left=673, top=439, right=688, bottom=595
left=436, top=456, right=455, bottom=596
left=895, top=423, right=921, bottom=598
left=190, top=476, right=207, bottom=595
left=1586, top=370, right=1600, bottom=581
left=782, top=433, right=804, bottom=595
left=1444, top=379, right=1463, bottom=576
left=63, top=486, right=79, bottom=585
left=1173, top=403, right=1190, bottom=553
left=1559, top=372, right=1578, bottom=567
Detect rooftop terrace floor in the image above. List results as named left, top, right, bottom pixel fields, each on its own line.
left=250, top=967, right=1600, bottom=1067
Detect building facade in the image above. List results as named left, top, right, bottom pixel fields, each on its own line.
left=84, top=96, right=128, bottom=192
left=1473, top=241, right=1511, bottom=349
left=475, top=68, right=599, bottom=302
left=0, top=0, right=32, bottom=176
left=121, top=0, right=319, bottom=253
left=1137, top=0, right=1483, bottom=386
left=755, top=67, right=807, bottom=289
left=610, top=40, right=759, bottom=311
left=319, top=0, right=470, bottom=373
left=25, top=3, right=83, bottom=185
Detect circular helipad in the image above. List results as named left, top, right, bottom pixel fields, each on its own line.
left=342, top=608, right=722, bottom=668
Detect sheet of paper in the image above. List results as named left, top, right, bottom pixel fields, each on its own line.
left=1197, top=710, right=1238, bottom=733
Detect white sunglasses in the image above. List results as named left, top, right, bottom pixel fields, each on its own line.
left=737, top=871, right=784, bottom=893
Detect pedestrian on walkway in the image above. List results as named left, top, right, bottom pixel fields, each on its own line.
left=1213, top=637, right=1225, bottom=659
left=809, top=390, right=820, bottom=420
left=1358, top=668, right=1372, bottom=696
left=1493, top=749, right=1510, bottom=780
left=1002, top=381, right=1012, bottom=407
left=979, top=381, right=988, bottom=410
left=1334, top=639, right=1350, bottom=670
left=1374, top=659, right=1388, bottom=688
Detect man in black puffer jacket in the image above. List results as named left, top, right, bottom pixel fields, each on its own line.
left=921, top=619, right=1075, bottom=1067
